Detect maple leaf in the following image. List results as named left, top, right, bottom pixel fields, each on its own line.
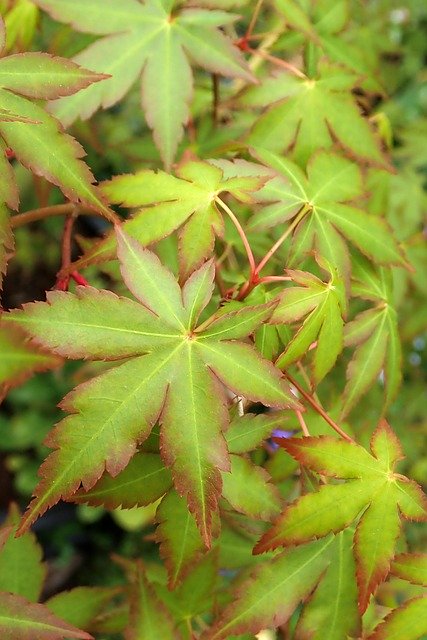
left=248, top=148, right=407, bottom=276
left=5, top=229, right=297, bottom=545
left=275, top=0, right=349, bottom=39
left=341, top=254, right=402, bottom=416
left=33, top=0, right=254, bottom=168
left=0, top=503, right=45, bottom=603
left=366, top=597, right=427, bottom=640
left=46, top=587, right=120, bottom=635
left=0, top=593, right=93, bottom=640
left=0, top=321, right=61, bottom=402
left=253, top=422, right=427, bottom=612
left=0, top=16, right=114, bottom=285
left=70, top=159, right=265, bottom=278
left=125, top=561, right=180, bottom=640
left=204, top=535, right=334, bottom=639
left=244, top=62, right=386, bottom=166
left=271, top=258, right=346, bottom=382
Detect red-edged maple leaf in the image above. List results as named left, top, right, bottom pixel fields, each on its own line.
left=254, top=422, right=427, bottom=612
left=5, top=229, right=297, bottom=545
left=33, top=0, right=253, bottom=168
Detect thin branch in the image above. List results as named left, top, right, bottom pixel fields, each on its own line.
left=247, top=46, right=307, bottom=79
left=258, top=275, right=292, bottom=284
left=215, top=197, right=256, bottom=276
left=212, top=73, right=220, bottom=127
left=285, top=373, right=356, bottom=444
left=255, top=204, right=311, bottom=275
left=55, top=213, right=76, bottom=290
left=11, top=203, right=121, bottom=228
left=295, top=408, right=310, bottom=437
left=245, top=0, right=265, bottom=40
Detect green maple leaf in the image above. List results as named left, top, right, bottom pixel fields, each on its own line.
left=207, top=528, right=361, bottom=640
left=0, top=322, right=60, bottom=402
left=0, top=504, right=45, bottom=603
left=46, top=587, right=119, bottom=635
left=342, top=254, right=402, bottom=416
left=391, top=553, right=427, bottom=587
left=33, top=0, right=253, bottom=168
left=0, top=16, right=113, bottom=285
left=249, top=148, right=407, bottom=276
left=125, top=561, right=180, bottom=640
left=254, top=422, right=427, bottom=612
left=244, top=62, right=386, bottom=166
left=275, top=0, right=349, bottom=40
left=365, top=597, right=427, bottom=640
left=5, top=229, right=296, bottom=545
left=71, top=159, right=265, bottom=278
left=271, top=258, right=346, bottom=382
left=0, top=593, right=93, bottom=640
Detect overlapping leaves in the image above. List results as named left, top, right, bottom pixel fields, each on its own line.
left=33, top=0, right=253, bottom=167
left=271, top=258, right=346, bottom=382
left=5, top=228, right=296, bottom=545
left=71, top=159, right=265, bottom=278
left=0, top=15, right=113, bottom=287
left=254, top=422, right=427, bottom=612
left=0, top=504, right=104, bottom=640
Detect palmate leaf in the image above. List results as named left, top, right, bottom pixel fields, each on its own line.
left=0, top=321, right=60, bottom=402
left=254, top=422, right=427, bottom=612
left=0, top=593, right=93, bottom=640
left=271, top=259, right=346, bottom=382
left=342, top=255, right=402, bottom=416
left=70, top=159, right=265, bottom=278
left=33, top=0, right=253, bottom=168
left=249, top=148, right=406, bottom=277
left=391, top=553, right=427, bottom=586
left=5, top=229, right=297, bottom=546
left=275, top=0, right=349, bottom=38
left=244, top=62, right=386, bottom=166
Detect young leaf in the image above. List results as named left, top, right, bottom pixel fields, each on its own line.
left=70, top=160, right=264, bottom=278
left=366, top=597, right=427, bottom=640
left=272, top=261, right=346, bottom=381
left=0, top=504, right=46, bottom=602
left=245, top=63, right=386, bottom=166
left=249, top=148, right=405, bottom=276
left=5, top=230, right=296, bottom=545
left=33, top=0, right=253, bottom=168
left=0, top=322, right=60, bottom=402
left=0, top=592, right=93, bottom=640
left=203, top=536, right=334, bottom=639
left=255, top=422, right=427, bottom=611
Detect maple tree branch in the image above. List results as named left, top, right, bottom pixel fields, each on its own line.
left=286, top=373, right=356, bottom=444
left=295, top=408, right=310, bottom=437
left=247, top=46, right=307, bottom=79
left=212, top=73, right=220, bottom=127
left=246, top=0, right=265, bottom=40
left=11, top=203, right=122, bottom=228
left=55, top=212, right=77, bottom=290
left=215, top=197, right=256, bottom=276
left=255, top=203, right=311, bottom=275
